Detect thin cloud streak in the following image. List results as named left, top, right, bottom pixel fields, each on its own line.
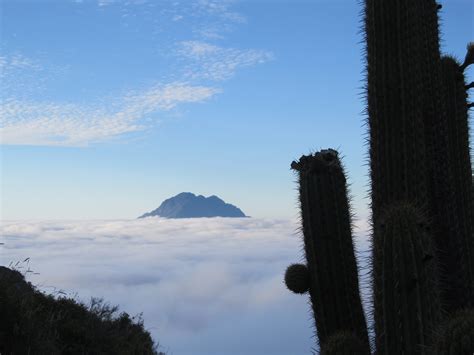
left=195, top=0, right=247, bottom=24
left=178, top=41, right=273, bottom=81
left=0, top=54, right=42, bottom=72
left=0, top=83, right=220, bottom=146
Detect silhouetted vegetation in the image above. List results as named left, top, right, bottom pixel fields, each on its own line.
left=285, top=1, right=473, bottom=354
left=0, top=266, right=163, bottom=355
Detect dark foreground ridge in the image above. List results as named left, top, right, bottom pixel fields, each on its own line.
left=0, top=266, right=162, bottom=354
left=139, top=192, right=247, bottom=219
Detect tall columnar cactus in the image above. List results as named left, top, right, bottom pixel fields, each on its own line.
left=373, top=203, right=441, bottom=354
left=286, top=150, right=369, bottom=352
left=364, top=0, right=431, bottom=221
left=437, top=54, right=474, bottom=310
left=285, top=1, right=473, bottom=354
left=419, top=1, right=465, bottom=314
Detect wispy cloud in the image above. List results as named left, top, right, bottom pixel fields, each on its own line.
left=0, top=83, right=220, bottom=146
left=178, top=41, right=273, bottom=81
left=0, top=54, right=42, bottom=72
left=0, top=54, right=47, bottom=98
left=2, top=0, right=273, bottom=147
left=89, top=0, right=246, bottom=39
left=194, top=0, right=246, bottom=24
left=97, top=0, right=112, bottom=6
left=188, top=0, right=247, bottom=40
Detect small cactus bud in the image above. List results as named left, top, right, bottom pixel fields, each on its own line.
left=284, top=263, right=309, bottom=294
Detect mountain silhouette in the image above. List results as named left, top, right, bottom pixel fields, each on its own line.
left=138, top=192, right=247, bottom=219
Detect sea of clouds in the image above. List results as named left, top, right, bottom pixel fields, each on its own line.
left=1, top=217, right=371, bottom=355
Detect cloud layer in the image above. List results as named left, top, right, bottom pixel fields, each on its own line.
left=1, top=217, right=371, bottom=355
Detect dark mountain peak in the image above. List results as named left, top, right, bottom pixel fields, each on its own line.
left=139, top=193, right=247, bottom=219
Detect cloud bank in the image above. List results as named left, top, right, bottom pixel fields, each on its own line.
left=1, top=218, right=371, bottom=355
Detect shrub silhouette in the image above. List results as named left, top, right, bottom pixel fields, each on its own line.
left=0, top=266, right=163, bottom=354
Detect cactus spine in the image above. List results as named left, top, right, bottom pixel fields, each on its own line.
left=285, top=1, right=473, bottom=354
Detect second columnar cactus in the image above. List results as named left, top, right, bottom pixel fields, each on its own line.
left=286, top=150, right=369, bottom=352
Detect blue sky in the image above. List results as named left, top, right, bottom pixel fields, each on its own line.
left=1, top=0, right=473, bottom=220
